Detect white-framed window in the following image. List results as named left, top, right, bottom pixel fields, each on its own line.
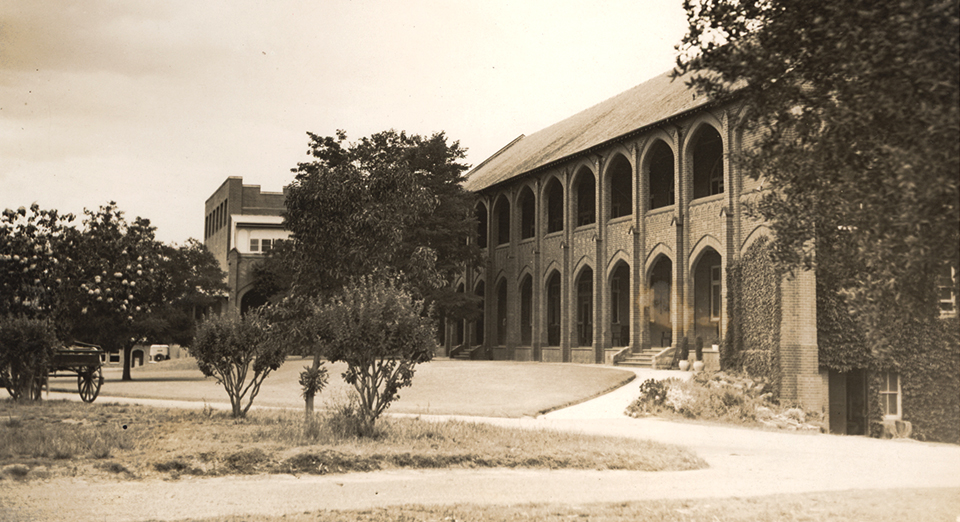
left=939, top=266, right=957, bottom=318
left=250, top=239, right=259, bottom=252
left=261, top=239, right=273, bottom=252
left=710, top=265, right=722, bottom=321
left=880, top=372, right=901, bottom=420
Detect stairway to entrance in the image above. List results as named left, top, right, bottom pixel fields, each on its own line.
left=615, top=347, right=668, bottom=368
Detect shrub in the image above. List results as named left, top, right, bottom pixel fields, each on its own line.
left=316, top=276, right=435, bottom=436
left=191, top=310, right=286, bottom=418
left=627, top=371, right=822, bottom=431
left=0, top=316, right=58, bottom=401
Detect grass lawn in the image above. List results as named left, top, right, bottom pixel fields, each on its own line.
left=45, top=357, right=635, bottom=417
left=0, top=400, right=705, bottom=481
left=181, top=489, right=960, bottom=522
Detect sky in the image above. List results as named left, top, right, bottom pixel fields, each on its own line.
left=0, top=1, right=690, bottom=244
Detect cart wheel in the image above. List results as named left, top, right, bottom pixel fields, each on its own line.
left=78, top=367, right=103, bottom=403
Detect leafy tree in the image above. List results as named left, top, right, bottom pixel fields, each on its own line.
left=675, top=0, right=960, bottom=355
left=151, top=239, right=228, bottom=347
left=191, top=310, right=286, bottom=418
left=65, top=203, right=169, bottom=381
left=317, top=276, right=435, bottom=436
left=260, top=129, right=481, bottom=316
left=0, top=204, right=80, bottom=328
left=0, top=316, right=59, bottom=401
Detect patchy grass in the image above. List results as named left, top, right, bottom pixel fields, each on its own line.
left=0, top=399, right=704, bottom=481
left=174, top=488, right=960, bottom=522
left=627, top=371, right=825, bottom=432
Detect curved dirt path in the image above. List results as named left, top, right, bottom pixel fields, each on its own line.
left=3, top=368, right=959, bottom=521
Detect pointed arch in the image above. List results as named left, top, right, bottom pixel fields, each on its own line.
left=604, top=151, right=633, bottom=219
left=572, top=165, right=597, bottom=227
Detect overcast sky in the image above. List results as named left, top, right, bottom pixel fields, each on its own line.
left=1, top=1, right=689, bottom=244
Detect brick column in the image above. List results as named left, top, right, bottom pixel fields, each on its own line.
left=779, top=267, right=821, bottom=407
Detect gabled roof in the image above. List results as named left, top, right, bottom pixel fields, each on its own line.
left=464, top=69, right=714, bottom=192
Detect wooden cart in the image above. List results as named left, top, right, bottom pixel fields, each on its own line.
left=2, top=342, right=104, bottom=402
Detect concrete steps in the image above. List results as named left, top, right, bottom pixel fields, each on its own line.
left=616, top=348, right=667, bottom=368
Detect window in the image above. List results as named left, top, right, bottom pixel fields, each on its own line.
left=262, top=239, right=273, bottom=252
left=939, top=266, right=957, bottom=318
left=880, top=372, right=901, bottom=419
left=250, top=239, right=259, bottom=252
left=710, top=265, right=722, bottom=321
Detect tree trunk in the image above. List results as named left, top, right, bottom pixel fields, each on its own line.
left=303, top=353, right=323, bottom=419
left=121, top=345, right=133, bottom=381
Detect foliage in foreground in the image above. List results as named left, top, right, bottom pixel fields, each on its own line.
left=314, top=277, right=436, bottom=436
left=627, top=373, right=823, bottom=432
left=0, top=400, right=704, bottom=481
left=0, top=316, right=59, bottom=401
left=676, top=0, right=959, bottom=356
left=191, top=311, right=286, bottom=417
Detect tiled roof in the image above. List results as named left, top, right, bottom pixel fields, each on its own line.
left=464, top=69, right=713, bottom=192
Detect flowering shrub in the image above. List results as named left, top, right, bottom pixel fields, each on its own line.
left=626, top=371, right=823, bottom=431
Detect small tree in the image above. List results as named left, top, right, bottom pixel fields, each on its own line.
left=321, top=276, right=435, bottom=436
left=0, top=316, right=59, bottom=401
left=191, top=311, right=286, bottom=418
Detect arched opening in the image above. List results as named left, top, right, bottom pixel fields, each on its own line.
left=648, top=140, right=675, bottom=210
left=648, top=256, right=672, bottom=347
left=476, top=203, right=488, bottom=248
left=474, top=280, right=485, bottom=345
left=693, top=248, right=722, bottom=343
left=545, top=271, right=562, bottom=346
left=576, top=267, right=594, bottom=346
left=519, top=275, right=533, bottom=345
left=454, top=283, right=465, bottom=345
left=495, top=278, right=508, bottom=345
left=607, top=154, right=632, bottom=219
left=518, top=186, right=536, bottom=240
left=609, top=262, right=630, bottom=347
left=692, top=125, right=724, bottom=199
left=240, top=289, right=268, bottom=315
left=574, top=168, right=596, bottom=226
left=493, top=195, right=510, bottom=246
left=545, top=178, right=564, bottom=234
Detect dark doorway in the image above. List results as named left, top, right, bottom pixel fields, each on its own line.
left=829, top=369, right=868, bottom=435
left=577, top=268, right=594, bottom=346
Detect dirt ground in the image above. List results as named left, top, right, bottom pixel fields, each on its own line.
left=2, top=367, right=958, bottom=521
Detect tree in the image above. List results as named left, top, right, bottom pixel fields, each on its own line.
left=65, top=203, right=170, bottom=381
left=151, top=239, right=228, bottom=347
left=675, top=0, right=960, bottom=355
left=0, top=204, right=80, bottom=330
left=191, top=310, right=286, bottom=418
left=260, top=129, right=481, bottom=315
left=317, top=276, right=435, bottom=436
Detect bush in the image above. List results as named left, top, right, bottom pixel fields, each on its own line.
left=316, top=276, right=435, bottom=436
left=0, top=316, right=59, bottom=401
left=191, top=310, right=286, bottom=418
left=626, top=371, right=822, bottom=431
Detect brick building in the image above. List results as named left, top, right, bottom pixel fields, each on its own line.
left=453, top=70, right=825, bottom=413
left=203, top=177, right=289, bottom=316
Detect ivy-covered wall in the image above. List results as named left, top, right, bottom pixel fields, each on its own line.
left=725, top=236, right=783, bottom=398
left=819, top=270, right=960, bottom=443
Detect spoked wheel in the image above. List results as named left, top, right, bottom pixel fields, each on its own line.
left=78, top=367, right=103, bottom=403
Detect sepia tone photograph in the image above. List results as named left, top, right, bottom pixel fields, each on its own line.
left=1, top=1, right=958, bottom=520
